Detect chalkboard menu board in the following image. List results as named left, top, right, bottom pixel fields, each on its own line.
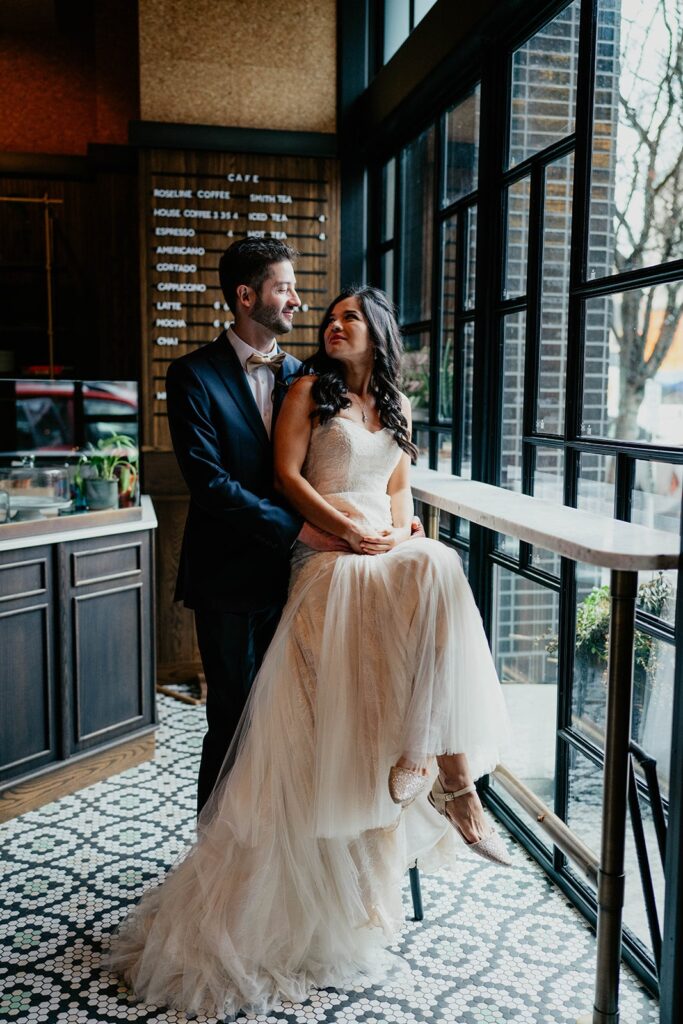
left=140, top=149, right=339, bottom=450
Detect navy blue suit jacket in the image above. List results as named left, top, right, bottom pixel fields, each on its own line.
left=166, top=331, right=303, bottom=613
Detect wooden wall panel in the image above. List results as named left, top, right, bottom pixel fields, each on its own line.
left=139, top=146, right=339, bottom=675
left=139, top=147, right=340, bottom=451
left=0, top=154, right=140, bottom=381
left=152, top=496, right=199, bottom=666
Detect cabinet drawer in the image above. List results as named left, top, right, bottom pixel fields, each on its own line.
left=71, top=542, right=141, bottom=586
left=0, top=554, right=48, bottom=603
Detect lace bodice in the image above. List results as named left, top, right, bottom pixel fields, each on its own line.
left=301, top=417, right=402, bottom=532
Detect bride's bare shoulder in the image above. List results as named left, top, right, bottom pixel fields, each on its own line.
left=288, top=374, right=317, bottom=394
left=281, top=374, right=317, bottom=415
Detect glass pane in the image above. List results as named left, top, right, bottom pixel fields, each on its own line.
left=577, top=451, right=616, bottom=517
left=412, top=427, right=429, bottom=467
left=531, top=447, right=564, bottom=575
left=589, top=0, right=683, bottom=278
left=460, top=321, right=475, bottom=479
left=382, top=159, right=396, bottom=241
left=569, top=562, right=673, bottom=759
left=571, top=562, right=610, bottom=746
left=402, top=330, right=430, bottom=423
left=581, top=283, right=683, bottom=443
left=437, top=432, right=452, bottom=473
left=638, top=566, right=678, bottom=628
left=581, top=293, right=613, bottom=438
left=459, top=544, right=470, bottom=571
left=438, top=339, right=453, bottom=422
left=414, top=0, right=437, bottom=25
left=439, top=216, right=457, bottom=422
left=636, top=635, right=675, bottom=788
left=534, top=446, right=564, bottom=503
left=633, top=458, right=681, bottom=626
left=508, top=0, right=581, bottom=167
left=381, top=249, right=394, bottom=302
left=566, top=744, right=665, bottom=958
left=501, top=311, right=527, bottom=492
left=442, top=86, right=480, bottom=207
left=464, top=205, right=477, bottom=311
left=400, top=126, right=435, bottom=324
left=492, top=565, right=560, bottom=849
left=383, top=0, right=410, bottom=63
left=633, top=459, right=682, bottom=532
left=504, top=177, right=530, bottom=300
left=537, top=154, right=573, bottom=435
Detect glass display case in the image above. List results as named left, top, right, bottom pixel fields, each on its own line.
left=0, top=379, right=139, bottom=523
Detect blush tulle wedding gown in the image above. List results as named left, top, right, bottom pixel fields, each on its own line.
left=107, top=417, right=510, bottom=1015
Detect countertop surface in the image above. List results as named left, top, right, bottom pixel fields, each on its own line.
left=410, top=468, right=680, bottom=571
left=0, top=495, right=157, bottom=552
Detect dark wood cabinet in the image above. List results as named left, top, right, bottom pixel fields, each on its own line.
left=0, top=546, right=58, bottom=782
left=0, top=504, right=157, bottom=810
left=58, top=531, right=155, bottom=755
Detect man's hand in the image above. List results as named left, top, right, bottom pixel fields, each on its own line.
left=298, top=522, right=351, bottom=552
left=411, top=516, right=426, bottom=538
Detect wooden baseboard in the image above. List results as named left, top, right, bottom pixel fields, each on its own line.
left=0, top=731, right=156, bottom=823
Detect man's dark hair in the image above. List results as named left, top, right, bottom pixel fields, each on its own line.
left=218, top=238, right=298, bottom=314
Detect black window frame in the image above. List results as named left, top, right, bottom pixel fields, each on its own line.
left=346, top=0, right=683, bottom=1002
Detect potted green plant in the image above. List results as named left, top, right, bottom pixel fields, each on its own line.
left=78, top=433, right=138, bottom=511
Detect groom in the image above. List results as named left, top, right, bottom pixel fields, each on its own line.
left=166, top=238, right=343, bottom=813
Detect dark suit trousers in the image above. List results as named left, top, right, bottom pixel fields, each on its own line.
left=194, top=604, right=282, bottom=814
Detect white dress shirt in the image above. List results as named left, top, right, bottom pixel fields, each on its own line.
left=226, top=326, right=280, bottom=438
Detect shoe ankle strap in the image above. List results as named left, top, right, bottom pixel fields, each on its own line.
left=442, top=782, right=477, bottom=801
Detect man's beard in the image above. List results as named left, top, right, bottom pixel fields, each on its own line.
left=252, top=296, right=294, bottom=335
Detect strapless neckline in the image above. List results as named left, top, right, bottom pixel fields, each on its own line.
left=320, top=417, right=390, bottom=438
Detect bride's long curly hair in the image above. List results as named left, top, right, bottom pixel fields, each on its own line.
left=301, top=285, right=418, bottom=461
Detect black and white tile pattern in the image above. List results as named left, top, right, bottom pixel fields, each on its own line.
left=1, top=697, right=659, bottom=1024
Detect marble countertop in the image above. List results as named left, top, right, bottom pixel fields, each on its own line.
left=0, top=495, right=157, bottom=552
left=410, top=468, right=680, bottom=571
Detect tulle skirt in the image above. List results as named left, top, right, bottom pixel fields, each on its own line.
left=107, top=538, right=510, bottom=1015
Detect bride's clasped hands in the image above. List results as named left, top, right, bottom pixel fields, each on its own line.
left=340, top=517, right=412, bottom=555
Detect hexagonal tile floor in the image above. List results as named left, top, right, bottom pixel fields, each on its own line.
left=0, top=696, right=659, bottom=1024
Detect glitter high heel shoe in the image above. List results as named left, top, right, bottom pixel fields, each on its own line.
left=428, top=777, right=512, bottom=866
left=388, top=765, right=431, bottom=807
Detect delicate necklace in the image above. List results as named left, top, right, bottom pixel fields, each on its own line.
left=350, top=391, right=369, bottom=423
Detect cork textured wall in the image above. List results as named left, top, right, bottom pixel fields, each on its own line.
left=138, top=0, right=336, bottom=133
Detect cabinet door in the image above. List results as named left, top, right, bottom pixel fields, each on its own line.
left=0, top=547, right=58, bottom=782
left=59, top=531, right=154, bottom=754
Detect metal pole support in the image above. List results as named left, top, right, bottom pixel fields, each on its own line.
left=585, top=569, right=637, bottom=1024
left=409, top=864, right=424, bottom=921
left=425, top=505, right=440, bottom=540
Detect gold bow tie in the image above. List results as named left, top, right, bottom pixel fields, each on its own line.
left=245, top=351, right=286, bottom=374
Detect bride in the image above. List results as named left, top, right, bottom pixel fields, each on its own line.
left=107, top=286, right=511, bottom=1016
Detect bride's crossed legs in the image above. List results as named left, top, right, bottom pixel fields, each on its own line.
left=395, top=752, right=489, bottom=845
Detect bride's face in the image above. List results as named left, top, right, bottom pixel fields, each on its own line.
left=323, top=297, right=373, bottom=364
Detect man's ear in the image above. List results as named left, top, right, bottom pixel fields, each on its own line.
left=236, top=284, right=255, bottom=313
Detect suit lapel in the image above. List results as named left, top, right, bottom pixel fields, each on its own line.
left=209, top=332, right=270, bottom=449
